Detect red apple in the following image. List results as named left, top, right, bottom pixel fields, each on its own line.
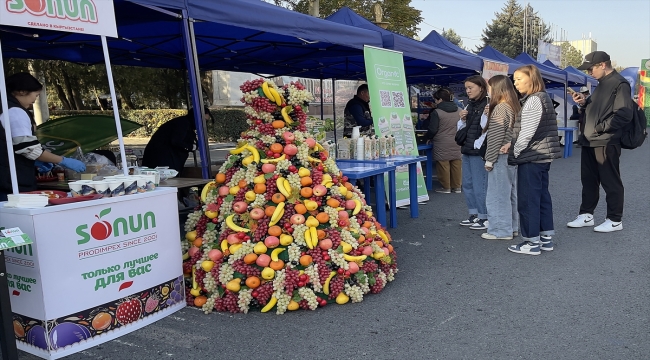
left=338, top=219, right=349, bottom=227
left=283, top=131, right=295, bottom=142
left=312, top=185, right=327, bottom=197
left=264, top=236, right=280, bottom=248
left=319, top=238, right=333, bottom=250
left=250, top=208, right=265, bottom=220
left=227, top=233, right=241, bottom=245
left=283, top=144, right=298, bottom=156
left=382, top=247, right=390, bottom=255
left=290, top=214, right=305, bottom=225
left=218, top=186, right=230, bottom=196
left=256, top=254, right=271, bottom=267
left=262, top=164, right=276, bottom=174
left=345, top=200, right=356, bottom=210
left=305, top=138, right=316, bottom=148
left=208, top=249, right=223, bottom=261
left=188, top=246, right=200, bottom=257
left=362, top=246, right=373, bottom=256
left=232, top=201, right=248, bottom=214
left=338, top=210, right=349, bottom=220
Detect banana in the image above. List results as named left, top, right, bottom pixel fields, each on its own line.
left=220, top=239, right=229, bottom=253
left=283, top=178, right=292, bottom=196
left=229, top=144, right=249, bottom=155
left=261, top=296, right=278, bottom=313
left=277, top=177, right=291, bottom=198
left=182, top=252, right=189, bottom=260
left=245, top=145, right=260, bottom=163
left=307, top=156, right=322, bottom=163
left=323, top=271, right=337, bottom=295
left=281, top=106, right=294, bottom=124
left=343, top=254, right=367, bottom=262
left=305, top=228, right=313, bottom=249
left=268, top=87, right=283, bottom=106
left=192, top=267, right=198, bottom=290
left=352, top=199, right=362, bottom=215
left=314, top=142, right=325, bottom=152
left=261, top=154, right=286, bottom=164
left=309, top=227, right=318, bottom=247
left=242, top=155, right=254, bottom=167
left=321, top=174, right=332, bottom=185
left=269, top=202, right=285, bottom=226
left=225, top=214, right=250, bottom=233
left=377, top=230, right=390, bottom=243
left=271, top=248, right=285, bottom=262
left=261, top=82, right=273, bottom=101
left=200, top=181, right=216, bottom=203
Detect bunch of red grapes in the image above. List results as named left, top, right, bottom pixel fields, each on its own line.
left=231, top=259, right=261, bottom=278
left=252, top=218, right=270, bottom=242
left=283, top=268, right=300, bottom=295
left=239, top=79, right=265, bottom=93
left=214, top=291, right=239, bottom=313
left=251, top=282, right=273, bottom=306
left=326, top=229, right=342, bottom=250
left=328, top=275, right=345, bottom=299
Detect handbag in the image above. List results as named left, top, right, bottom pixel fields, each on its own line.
left=455, top=126, right=468, bottom=146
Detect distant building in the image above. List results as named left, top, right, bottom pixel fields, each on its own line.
left=554, top=35, right=597, bottom=57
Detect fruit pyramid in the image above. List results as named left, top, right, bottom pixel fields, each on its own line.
left=182, top=79, right=397, bottom=314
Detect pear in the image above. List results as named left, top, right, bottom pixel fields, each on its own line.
left=280, top=234, right=294, bottom=246
left=254, top=175, right=266, bottom=184
left=305, top=216, right=320, bottom=228
left=253, top=242, right=268, bottom=255
left=335, top=292, right=350, bottom=304
left=226, top=278, right=241, bottom=292
left=298, top=167, right=311, bottom=177
left=261, top=267, right=275, bottom=280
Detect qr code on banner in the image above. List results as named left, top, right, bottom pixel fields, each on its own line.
left=379, top=90, right=392, bottom=107
left=391, top=91, right=405, bottom=108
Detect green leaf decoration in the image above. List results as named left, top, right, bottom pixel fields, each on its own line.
left=99, top=208, right=111, bottom=218
left=368, top=274, right=376, bottom=286
left=292, top=292, right=302, bottom=302
left=225, top=195, right=235, bottom=202
left=264, top=173, right=274, bottom=179
left=207, top=223, right=216, bottom=231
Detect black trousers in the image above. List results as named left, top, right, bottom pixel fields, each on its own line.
left=580, top=145, right=624, bottom=222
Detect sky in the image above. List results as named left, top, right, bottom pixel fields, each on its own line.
left=412, top=0, right=650, bottom=68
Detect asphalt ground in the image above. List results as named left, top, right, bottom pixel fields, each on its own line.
left=11, top=143, right=650, bottom=360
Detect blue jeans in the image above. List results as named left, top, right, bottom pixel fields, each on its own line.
left=517, top=162, right=555, bottom=242
left=461, top=154, right=488, bottom=219
left=486, top=155, right=519, bottom=237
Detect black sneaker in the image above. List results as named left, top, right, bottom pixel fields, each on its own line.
left=460, top=214, right=478, bottom=226
left=469, top=219, right=488, bottom=230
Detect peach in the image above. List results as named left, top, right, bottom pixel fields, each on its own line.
left=283, top=131, right=295, bottom=142
left=208, top=249, right=223, bottom=261
left=362, top=246, right=373, bottom=256
left=348, top=261, right=360, bottom=274
left=345, top=200, right=356, bottom=210
left=382, top=247, right=390, bottom=255
left=256, top=254, right=271, bottom=267
left=319, top=238, right=333, bottom=250
left=218, top=186, right=230, bottom=196
left=305, top=138, right=316, bottom=148
left=232, top=201, right=248, bottom=214
left=227, top=233, right=242, bottom=245
left=262, top=164, right=276, bottom=174
left=264, top=236, right=280, bottom=248
left=290, top=214, right=305, bottom=225
left=188, top=246, right=200, bottom=257
left=250, top=208, right=265, bottom=220
left=338, top=210, right=349, bottom=220
left=312, top=185, right=327, bottom=197
left=283, top=144, right=298, bottom=156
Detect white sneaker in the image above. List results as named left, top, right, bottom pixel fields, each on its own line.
left=594, top=219, right=622, bottom=233
left=567, top=214, right=594, bottom=228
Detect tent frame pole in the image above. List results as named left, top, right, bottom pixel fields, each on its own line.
left=332, top=78, right=337, bottom=145
left=181, top=10, right=211, bottom=179
left=0, top=40, right=19, bottom=195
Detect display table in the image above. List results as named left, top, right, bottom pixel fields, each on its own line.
left=337, top=162, right=396, bottom=228
left=337, top=155, right=427, bottom=222
left=417, top=144, right=434, bottom=190
left=0, top=187, right=185, bottom=359
left=37, top=177, right=212, bottom=191
left=558, top=127, right=578, bottom=158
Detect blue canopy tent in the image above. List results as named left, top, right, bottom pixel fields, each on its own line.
left=515, top=52, right=584, bottom=86
left=477, top=46, right=525, bottom=75
left=421, top=30, right=484, bottom=61
left=326, top=7, right=481, bottom=84
left=564, top=65, right=598, bottom=88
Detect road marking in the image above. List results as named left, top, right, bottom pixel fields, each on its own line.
left=439, top=314, right=457, bottom=325
left=408, top=242, right=422, bottom=246
left=114, top=339, right=140, bottom=347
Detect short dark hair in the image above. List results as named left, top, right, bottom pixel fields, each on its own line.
left=356, top=84, right=369, bottom=95
left=433, top=88, right=453, bottom=102
left=604, top=60, right=612, bottom=69
left=6, top=72, right=43, bottom=94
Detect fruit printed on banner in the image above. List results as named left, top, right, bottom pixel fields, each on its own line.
left=182, top=79, right=398, bottom=314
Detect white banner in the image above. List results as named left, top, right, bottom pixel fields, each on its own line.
left=0, top=0, right=117, bottom=37
left=482, top=60, right=509, bottom=80
left=537, top=40, right=562, bottom=67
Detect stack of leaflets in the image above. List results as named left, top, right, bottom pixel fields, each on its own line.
left=4, top=194, right=49, bottom=208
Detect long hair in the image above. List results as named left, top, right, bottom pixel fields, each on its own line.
left=513, top=65, right=546, bottom=94
left=486, top=75, right=521, bottom=132
left=464, top=75, right=488, bottom=101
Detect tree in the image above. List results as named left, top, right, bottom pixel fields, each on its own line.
left=477, top=0, right=552, bottom=59
left=275, top=0, right=422, bottom=38
left=559, top=42, right=583, bottom=69
left=441, top=28, right=463, bottom=48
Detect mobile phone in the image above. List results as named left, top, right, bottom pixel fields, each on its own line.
left=567, top=87, right=576, bottom=95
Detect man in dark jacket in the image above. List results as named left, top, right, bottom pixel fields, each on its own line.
left=142, top=107, right=212, bottom=176
left=343, top=84, right=373, bottom=136
left=567, top=51, right=634, bottom=233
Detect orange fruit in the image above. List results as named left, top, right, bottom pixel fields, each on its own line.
left=316, top=212, right=329, bottom=224
left=375, top=240, right=384, bottom=248
left=194, top=296, right=207, bottom=307
left=265, top=206, right=276, bottom=217
left=294, top=204, right=307, bottom=214
left=215, top=173, right=226, bottom=184
left=245, top=276, right=261, bottom=289
left=344, top=182, right=353, bottom=191
left=243, top=253, right=258, bottom=265
left=193, top=238, right=203, bottom=247
left=300, top=177, right=313, bottom=186
left=299, top=255, right=313, bottom=267
left=268, top=225, right=282, bottom=237
left=270, top=143, right=284, bottom=154
left=272, top=120, right=285, bottom=129
left=254, top=183, right=266, bottom=194
left=358, top=235, right=365, bottom=244
left=326, top=198, right=340, bottom=208
left=300, top=187, right=313, bottom=198
left=362, top=221, right=373, bottom=229
left=387, top=244, right=394, bottom=253
left=238, top=179, right=248, bottom=188
left=272, top=193, right=286, bottom=204
left=269, top=260, right=285, bottom=270
left=317, top=229, right=326, bottom=240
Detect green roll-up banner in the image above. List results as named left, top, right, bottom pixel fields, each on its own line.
left=364, top=45, right=429, bottom=206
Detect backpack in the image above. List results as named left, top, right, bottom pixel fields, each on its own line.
left=620, top=104, right=648, bottom=149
